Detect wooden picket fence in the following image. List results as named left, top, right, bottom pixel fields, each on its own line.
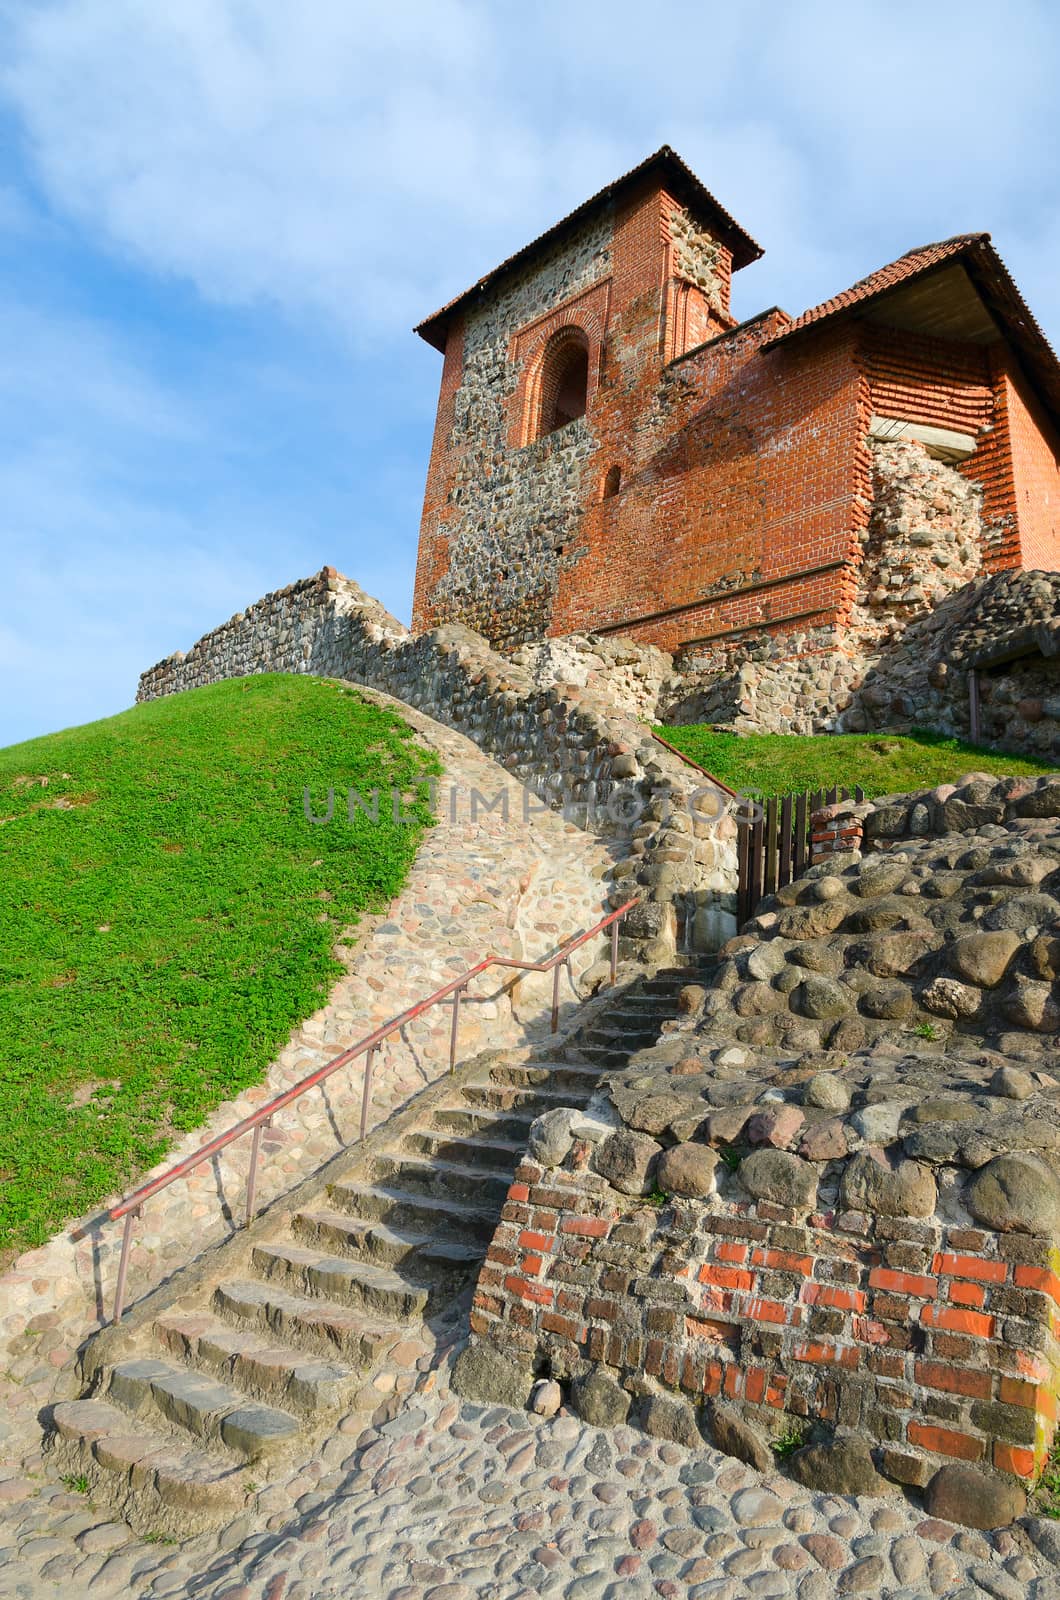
left=736, top=784, right=866, bottom=925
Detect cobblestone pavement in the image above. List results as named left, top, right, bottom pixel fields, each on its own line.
left=0, top=685, right=614, bottom=1460
left=1, top=1331, right=1058, bottom=1600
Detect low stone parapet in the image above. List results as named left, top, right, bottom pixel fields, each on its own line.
left=137, top=567, right=741, bottom=962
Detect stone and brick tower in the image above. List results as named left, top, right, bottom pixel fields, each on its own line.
left=412, top=146, right=1060, bottom=666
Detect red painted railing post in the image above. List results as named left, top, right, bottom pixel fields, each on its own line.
left=551, top=961, right=562, bottom=1033
left=610, top=918, right=619, bottom=984
left=245, top=1117, right=269, bottom=1226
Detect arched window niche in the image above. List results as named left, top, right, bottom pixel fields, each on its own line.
left=527, top=327, right=590, bottom=443
left=601, top=464, right=622, bottom=500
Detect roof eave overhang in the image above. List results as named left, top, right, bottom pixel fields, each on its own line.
left=762, top=238, right=1060, bottom=434
left=414, top=145, right=763, bottom=353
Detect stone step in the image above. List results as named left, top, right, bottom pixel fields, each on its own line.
left=291, top=1207, right=484, bottom=1280
left=643, top=966, right=717, bottom=993
left=483, top=1059, right=606, bottom=1092
left=48, top=1398, right=248, bottom=1535
left=456, top=1080, right=595, bottom=1115
left=212, top=1279, right=400, bottom=1366
left=367, top=1154, right=512, bottom=1208
left=569, top=1042, right=638, bottom=1067
left=581, top=1019, right=664, bottom=1046
left=591, top=999, right=679, bottom=1021
left=153, top=1309, right=359, bottom=1418
left=251, top=1242, right=432, bottom=1319
left=103, top=1357, right=300, bottom=1460
left=326, top=1179, right=500, bottom=1242
left=425, top=1104, right=538, bottom=1141
left=400, top=1128, right=526, bottom=1170
left=605, top=985, right=682, bottom=1011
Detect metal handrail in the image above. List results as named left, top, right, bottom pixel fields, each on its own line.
left=89, top=897, right=638, bottom=1323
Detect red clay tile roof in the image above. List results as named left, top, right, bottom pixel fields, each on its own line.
left=763, top=233, right=1060, bottom=428
left=414, top=145, right=762, bottom=352
left=765, top=234, right=988, bottom=341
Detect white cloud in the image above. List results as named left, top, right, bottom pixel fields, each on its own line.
left=1, top=0, right=540, bottom=335
left=4, top=0, right=1057, bottom=346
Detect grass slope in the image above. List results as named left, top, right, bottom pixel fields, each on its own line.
left=0, top=675, right=439, bottom=1257
left=654, top=727, right=1056, bottom=800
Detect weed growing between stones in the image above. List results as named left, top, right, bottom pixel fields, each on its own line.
left=1036, top=1438, right=1060, bottom=1520
left=771, top=1421, right=807, bottom=1462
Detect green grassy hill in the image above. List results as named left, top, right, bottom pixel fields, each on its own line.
left=654, top=726, right=1056, bottom=799
left=0, top=675, right=438, bottom=1258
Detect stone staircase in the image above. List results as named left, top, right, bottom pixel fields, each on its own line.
left=45, top=957, right=714, bottom=1536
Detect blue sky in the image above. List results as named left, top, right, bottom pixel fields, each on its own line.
left=1, top=0, right=1058, bottom=747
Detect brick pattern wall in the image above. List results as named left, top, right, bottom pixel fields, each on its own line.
left=1004, top=364, right=1060, bottom=571
left=557, top=317, right=866, bottom=651
left=862, top=325, right=994, bottom=438
left=413, top=187, right=1059, bottom=663
left=473, top=1157, right=1059, bottom=1487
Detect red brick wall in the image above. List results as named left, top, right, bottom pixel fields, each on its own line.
left=413, top=205, right=1060, bottom=650
left=474, top=1158, right=1060, bottom=1488
left=861, top=325, right=994, bottom=438
left=1004, top=363, right=1060, bottom=570
left=553, top=318, right=867, bottom=651
left=412, top=314, right=465, bottom=627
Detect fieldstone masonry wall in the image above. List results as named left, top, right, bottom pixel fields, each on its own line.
left=852, top=438, right=984, bottom=644
left=664, top=564, right=1059, bottom=760
left=421, top=210, right=612, bottom=650
left=508, top=631, right=673, bottom=723
left=138, top=568, right=740, bottom=962
left=851, top=567, right=1060, bottom=760
left=459, top=776, right=1060, bottom=1517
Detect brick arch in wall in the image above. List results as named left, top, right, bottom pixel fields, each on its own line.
left=526, top=325, right=590, bottom=442
left=508, top=279, right=611, bottom=449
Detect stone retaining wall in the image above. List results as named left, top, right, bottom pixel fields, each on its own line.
left=658, top=469, right=1059, bottom=761
left=138, top=568, right=740, bottom=960
left=471, top=1147, right=1056, bottom=1493
left=456, top=778, right=1060, bottom=1519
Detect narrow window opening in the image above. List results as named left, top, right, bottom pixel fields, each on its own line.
left=547, top=344, right=588, bottom=433
left=530, top=328, right=590, bottom=443
left=602, top=464, right=622, bottom=500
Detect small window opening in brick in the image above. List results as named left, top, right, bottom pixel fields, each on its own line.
left=532, top=328, right=590, bottom=441
left=549, top=345, right=588, bottom=431
left=602, top=464, right=622, bottom=499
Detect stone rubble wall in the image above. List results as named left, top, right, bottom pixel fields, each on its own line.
left=657, top=443, right=1058, bottom=758
left=458, top=777, right=1060, bottom=1515
left=508, top=631, right=673, bottom=723
left=137, top=568, right=740, bottom=961
left=661, top=567, right=1060, bottom=759
left=850, top=567, right=1060, bottom=761
left=660, top=625, right=865, bottom=736
left=851, top=438, right=984, bottom=645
